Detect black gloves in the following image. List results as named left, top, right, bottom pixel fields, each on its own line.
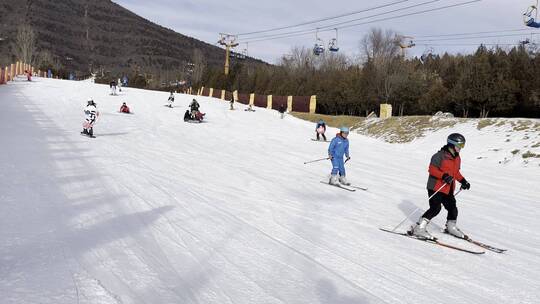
left=442, top=173, right=454, bottom=184
left=460, top=178, right=471, bottom=190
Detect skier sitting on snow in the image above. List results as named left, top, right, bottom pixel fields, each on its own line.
left=410, top=133, right=471, bottom=240
left=316, top=119, right=327, bottom=141
left=119, top=102, right=130, bottom=113
left=184, top=110, right=191, bottom=121
left=82, top=98, right=99, bottom=137
left=189, top=98, right=201, bottom=116
left=328, top=127, right=351, bottom=185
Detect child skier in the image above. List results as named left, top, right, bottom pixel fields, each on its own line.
left=110, top=81, right=117, bottom=95
left=167, top=91, right=175, bottom=108
left=315, top=119, right=327, bottom=141
left=82, top=98, right=99, bottom=137
left=278, top=104, right=286, bottom=119
left=409, top=133, right=471, bottom=240
left=328, top=127, right=351, bottom=185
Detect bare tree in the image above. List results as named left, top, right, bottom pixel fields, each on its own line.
left=14, top=24, right=36, bottom=64
left=192, top=48, right=206, bottom=86
left=360, top=28, right=404, bottom=105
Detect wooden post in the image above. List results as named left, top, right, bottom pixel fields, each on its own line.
left=221, top=89, right=226, bottom=100
left=309, top=95, right=317, bottom=114
left=209, top=88, right=214, bottom=98
left=287, top=96, right=293, bottom=112
left=233, top=90, right=238, bottom=101
left=267, top=95, right=272, bottom=109
left=249, top=93, right=255, bottom=106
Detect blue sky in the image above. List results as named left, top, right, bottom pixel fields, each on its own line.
left=114, top=0, right=539, bottom=63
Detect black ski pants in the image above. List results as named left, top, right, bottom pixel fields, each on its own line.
left=316, top=132, right=327, bottom=141
left=422, top=190, right=458, bottom=221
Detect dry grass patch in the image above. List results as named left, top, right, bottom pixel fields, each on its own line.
left=522, top=151, right=540, bottom=159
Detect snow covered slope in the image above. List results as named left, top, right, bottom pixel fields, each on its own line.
left=1, top=77, right=539, bottom=304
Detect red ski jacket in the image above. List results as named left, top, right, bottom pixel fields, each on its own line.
left=427, top=146, right=465, bottom=195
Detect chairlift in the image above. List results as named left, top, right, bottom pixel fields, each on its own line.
left=313, top=29, right=325, bottom=56
left=329, top=28, right=340, bottom=52
left=524, top=1, right=540, bottom=28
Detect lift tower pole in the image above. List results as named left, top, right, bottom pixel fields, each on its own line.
left=218, top=33, right=239, bottom=76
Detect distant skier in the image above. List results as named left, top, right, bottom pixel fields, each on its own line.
left=230, top=96, right=235, bottom=110
left=117, top=78, right=122, bottom=92
left=409, top=133, right=471, bottom=240
left=167, top=91, right=175, bottom=108
left=278, top=104, right=286, bottom=119
left=110, top=80, right=117, bottom=95
left=119, top=102, right=130, bottom=114
left=26, top=70, right=32, bottom=81
left=82, top=98, right=99, bottom=137
left=245, top=104, right=255, bottom=112
left=328, top=127, right=351, bottom=185
left=315, top=119, right=327, bottom=141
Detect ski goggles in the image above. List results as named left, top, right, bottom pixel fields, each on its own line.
left=448, top=139, right=465, bottom=149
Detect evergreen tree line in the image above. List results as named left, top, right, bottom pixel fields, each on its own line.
left=197, top=29, right=540, bottom=118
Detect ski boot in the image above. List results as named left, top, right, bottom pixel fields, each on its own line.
left=408, top=217, right=435, bottom=240
left=339, top=176, right=351, bottom=186
left=329, top=175, right=339, bottom=185
left=445, top=220, right=467, bottom=239
left=81, top=129, right=88, bottom=135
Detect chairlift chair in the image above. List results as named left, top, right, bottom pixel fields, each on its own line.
left=524, top=1, right=540, bottom=28
left=328, top=28, right=340, bottom=52
left=313, top=29, right=325, bottom=56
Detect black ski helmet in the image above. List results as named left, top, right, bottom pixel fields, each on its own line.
left=447, top=133, right=466, bottom=148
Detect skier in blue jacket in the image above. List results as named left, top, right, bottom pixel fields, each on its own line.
left=328, top=127, right=351, bottom=185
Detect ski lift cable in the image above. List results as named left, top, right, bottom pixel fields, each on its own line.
left=235, top=0, right=410, bottom=36
left=417, top=43, right=525, bottom=46
left=240, top=0, right=482, bottom=44
left=240, top=0, right=445, bottom=42
left=415, top=32, right=540, bottom=42
left=411, top=28, right=539, bottom=38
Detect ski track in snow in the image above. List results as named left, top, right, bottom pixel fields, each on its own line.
left=1, top=77, right=540, bottom=304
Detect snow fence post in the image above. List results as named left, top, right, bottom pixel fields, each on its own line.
left=209, top=88, right=213, bottom=98
left=233, top=90, right=238, bottom=101
left=221, top=89, right=226, bottom=100
left=287, top=96, right=293, bottom=112
left=267, top=95, right=272, bottom=109
left=309, top=95, right=317, bottom=114
left=249, top=93, right=255, bottom=106
left=380, top=104, right=393, bottom=119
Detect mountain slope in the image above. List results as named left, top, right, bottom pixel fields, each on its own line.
left=1, top=77, right=539, bottom=304
left=0, top=0, right=263, bottom=72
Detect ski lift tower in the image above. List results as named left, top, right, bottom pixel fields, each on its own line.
left=218, top=33, right=239, bottom=76
left=397, top=36, right=415, bottom=57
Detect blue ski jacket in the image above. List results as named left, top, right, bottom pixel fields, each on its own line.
left=328, top=134, right=349, bottom=158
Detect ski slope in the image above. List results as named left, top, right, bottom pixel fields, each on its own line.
left=1, top=77, right=539, bottom=304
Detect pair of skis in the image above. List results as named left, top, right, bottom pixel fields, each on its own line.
left=320, top=181, right=368, bottom=192
left=379, top=228, right=507, bottom=255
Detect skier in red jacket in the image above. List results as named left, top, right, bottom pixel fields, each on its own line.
left=409, top=133, right=471, bottom=240
left=119, top=102, right=130, bottom=113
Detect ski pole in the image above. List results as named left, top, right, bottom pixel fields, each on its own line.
left=303, top=157, right=330, bottom=165
left=391, top=183, right=447, bottom=232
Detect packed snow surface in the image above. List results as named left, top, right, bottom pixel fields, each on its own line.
left=1, top=77, right=539, bottom=304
